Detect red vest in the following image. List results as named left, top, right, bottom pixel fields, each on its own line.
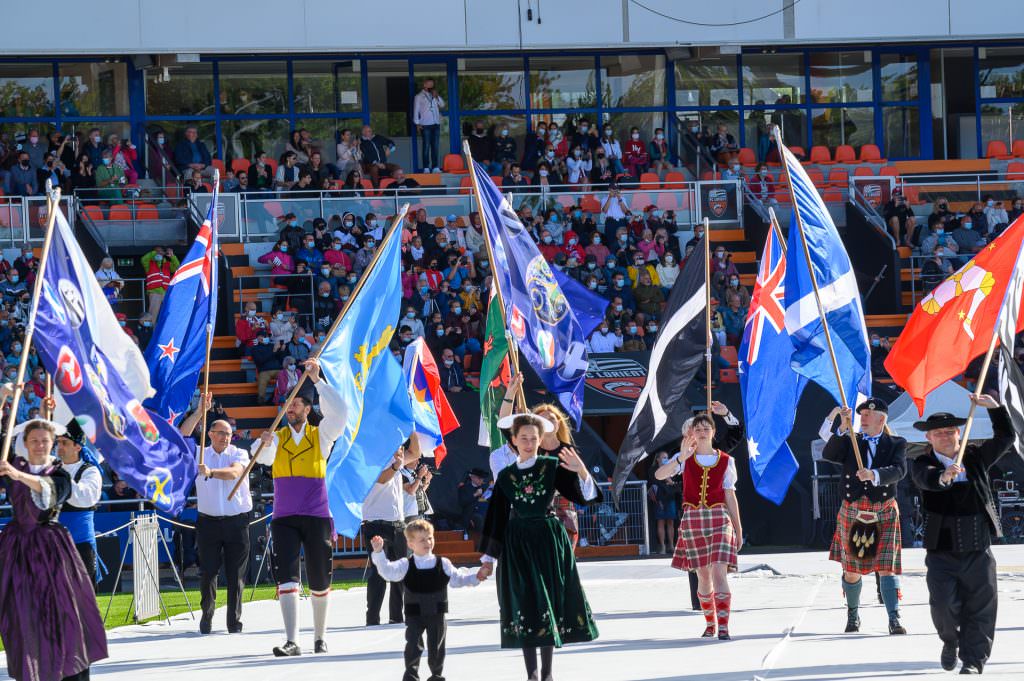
left=682, top=451, right=730, bottom=509
left=145, top=259, right=171, bottom=291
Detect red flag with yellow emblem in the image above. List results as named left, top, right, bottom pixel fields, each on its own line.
left=885, top=216, right=1024, bottom=414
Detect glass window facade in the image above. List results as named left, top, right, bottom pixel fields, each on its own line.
left=811, top=106, right=874, bottom=149
left=530, top=57, right=597, bottom=110
left=979, top=47, right=1024, bottom=100
left=600, top=55, right=665, bottom=108
left=809, top=51, right=872, bottom=104
left=674, top=56, right=738, bottom=107
left=459, top=58, right=525, bottom=111
left=880, top=53, right=919, bottom=102
left=0, top=64, right=54, bottom=118
left=59, top=62, right=129, bottom=117
left=743, top=53, right=805, bottom=106
left=145, top=62, right=215, bottom=116
left=218, top=61, right=288, bottom=115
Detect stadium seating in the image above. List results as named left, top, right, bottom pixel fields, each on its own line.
left=809, top=146, right=833, bottom=165
left=986, top=140, right=1012, bottom=160
left=833, top=145, right=858, bottom=164
left=859, top=144, right=884, bottom=163
left=442, top=154, right=467, bottom=174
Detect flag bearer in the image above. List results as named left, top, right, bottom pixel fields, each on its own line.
left=911, top=394, right=1013, bottom=674
left=55, top=418, right=104, bottom=588
left=822, top=397, right=908, bottom=636
left=253, top=357, right=348, bottom=657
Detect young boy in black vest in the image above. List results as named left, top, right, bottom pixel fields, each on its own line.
left=371, top=519, right=485, bottom=681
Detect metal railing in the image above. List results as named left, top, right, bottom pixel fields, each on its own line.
left=897, top=171, right=1024, bottom=206
left=235, top=272, right=318, bottom=323
left=0, top=196, right=75, bottom=246
left=577, top=481, right=650, bottom=554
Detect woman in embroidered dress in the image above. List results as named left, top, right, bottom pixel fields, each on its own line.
left=478, top=414, right=600, bottom=681
left=655, top=413, right=744, bottom=640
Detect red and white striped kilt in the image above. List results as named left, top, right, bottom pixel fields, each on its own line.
left=671, top=505, right=737, bottom=572
left=828, top=497, right=902, bottom=575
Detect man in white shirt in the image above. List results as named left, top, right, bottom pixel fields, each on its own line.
left=252, top=357, right=347, bottom=656
left=413, top=78, right=445, bottom=173
left=55, top=419, right=104, bottom=589
left=181, top=399, right=252, bottom=635
left=362, top=439, right=421, bottom=626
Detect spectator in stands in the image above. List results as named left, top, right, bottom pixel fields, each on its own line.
left=250, top=330, right=286, bottom=405
left=921, top=218, right=960, bottom=268
left=147, top=129, right=174, bottom=182
left=313, top=281, right=339, bottom=332
left=965, top=201, right=989, bottom=236
left=493, top=126, right=517, bottom=169
left=587, top=322, right=622, bottom=353
left=341, top=169, right=365, bottom=196
left=274, top=152, right=301, bottom=193
left=286, top=326, right=312, bottom=363
left=628, top=252, right=659, bottom=289
left=258, top=239, right=295, bottom=288
left=621, top=321, right=646, bottom=352
left=562, top=230, right=586, bottom=264
left=601, top=184, right=631, bottom=245
left=600, top=125, right=625, bottom=176
left=334, top=129, right=362, bottom=180
left=624, top=128, right=650, bottom=178
left=709, top=123, right=739, bottom=165
left=136, top=312, right=155, bottom=351
left=722, top=274, right=751, bottom=310
left=278, top=213, right=305, bottom=252
left=413, top=79, right=445, bottom=173
left=352, top=235, right=377, bottom=274
left=457, top=469, right=489, bottom=533
left=636, top=228, right=663, bottom=264
left=920, top=245, right=953, bottom=294
left=1008, top=198, right=1024, bottom=224
left=141, top=246, right=179, bottom=318
left=297, top=233, right=324, bottom=270
left=747, top=164, right=776, bottom=205
left=721, top=293, right=748, bottom=347
left=656, top=252, right=680, bottom=294
left=711, top=246, right=739, bottom=291
left=285, top=129, right=312, bottom=167
left=173, top=126, right=213, bottom=180
left=567, top=145, right=592, bottom=188
left=82, top=128, right=105, bottom=167
left=503, top=163, right=529, bottom=189
left=538, top=229, right=561, bottom=263
left=634, top=271, right=665, bottom=318
left=643, top=318, right=660, bottom=350
left=589, top=149, right=615, bottom=189
left=95, top=147, right=127, bottom=202
left=984, top=196, right=1009, bottom=235
left=462, top=212, right=485, bottom=259
left=247, top=151, right=273, bottom=192
left=269, top=308, right=295, bottom=346
left=107, top=133, right=138, bottom=184
left=236, top=302, right=265, bottom=349
left=95, top=255, right=123, bottom=306
left=649, top=128, right=670, bottom=175
left=273, top=356, right=303, bottom=405
left=306, top=151, right=330, bottom=188
left=952, top=216, right=984, bottom=254
left=721, top=161, right=743, bottom=181
left=20, top=128, right=45, bottom=170
left=360, top=125, right=395, bottom=184
left=8, top=151, right=37, bottom=197
left=584, top=232, right=610, bottom=266
left=438, top=349, right=466, bottom=392
left=324, top=235, right=353, bottom=272
left=389, top=167, right=420, bottom=193
left=533, top=160, right=562, bottom=190
left=467, top=121, right=495, bottom=173
left=402, top=306, right=425, bottom=338
left=883, top=189, right=916, bottom=248
left=38, top=153, right=70, bottom=193
left=71, top=153, right=95, bottom=193
left=869, top=333, right=892, bottom=379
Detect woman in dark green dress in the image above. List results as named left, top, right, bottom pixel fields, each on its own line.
left=478, top=413, right=600, bottom=681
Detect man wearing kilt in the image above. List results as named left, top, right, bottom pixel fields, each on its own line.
left=655, top=413, right=743, bottom=640
left=822, top=396, right=908, bottom=635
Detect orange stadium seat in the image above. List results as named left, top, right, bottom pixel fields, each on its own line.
left=828, top=168, right=849, bottom=188
left=809, top=146, right=833, bottom=165
left=108, top=204, right=131, bottom=221
left=859, top=144, right=884, bottom=163
left=442, top=154, right=467, bottom=174
left=737, top=147, right=757, bottom=167
left=1013, top=140, right=1024, bottom=158
left=833, top=144, right=858, bottom=164
left=986, top=140, right=1012, bottom=160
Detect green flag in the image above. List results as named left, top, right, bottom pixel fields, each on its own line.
left=478, top=288, right=511, bottom=449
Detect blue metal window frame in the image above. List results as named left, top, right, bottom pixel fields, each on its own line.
left=975, top=44, right=1024, bottom=158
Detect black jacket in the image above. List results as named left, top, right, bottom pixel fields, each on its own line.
left=822, top=430, right=907, bottom=504
left=911, top=406, right=1014, bottom=551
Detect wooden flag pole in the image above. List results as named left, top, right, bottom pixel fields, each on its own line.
left=227, top=203, right=410, bottom=500
left=43, top=375, right=53, bottom=420
left=197, top=173, right=220, bottom=466
left=954, top=331, right=1000, bottom=466
left=463, top=141, right=526, bottom=412
left=773, top=126, right=865, bottom=470
left=1, top=183, right=62, bottom=462
left=703, top=217, right=713, bottom=411
left=768, top=206, right=788, bottom=255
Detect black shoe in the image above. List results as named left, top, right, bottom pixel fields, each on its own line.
left=272, top=641, right=301, bottom=657
left=389, top=618, right=404, bottom=624
left=228, top=622, right=243, bottom=634
left=941, top=642, right=958, bottom=671
left=844, top=609, right=860, bottom=633
left=960, top=662, right=982, bottom=674
left=888, top=616, right=906, bottom=635
left=366, top=619, right=380, bottom=627
left=199, top=617, right=212, bottom=635
left=427, top=676, right=446, bottom=681
left=718, top=627, right=731, bottom=641
left=314, top=639, right=327, bottom=654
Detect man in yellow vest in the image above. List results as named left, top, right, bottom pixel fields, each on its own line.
left=253, top=357, right=347, bottom=657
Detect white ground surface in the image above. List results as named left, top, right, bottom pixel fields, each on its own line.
left=19, top=546, right=1024, bottom=681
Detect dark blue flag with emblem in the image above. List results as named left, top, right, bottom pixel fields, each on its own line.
left=33, top=210, right=197, bottom=516
left=144, top=187, right=219, bottom=424
left=473, top=161, right=591, bottom=427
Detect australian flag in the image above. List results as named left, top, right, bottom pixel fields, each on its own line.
left=144, top=190, right=219, bottom=424
left=473, top=161, right=591, bottom=427
left=781, top=144, right=871, bottom=409
left=738, top=227, right=807, bottom=504
left=34, top=210, right=197, bottom=515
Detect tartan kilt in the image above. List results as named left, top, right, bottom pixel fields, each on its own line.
left=671, top=505, right=737, bottom=572
left=828, top=497, right=902, bottom=575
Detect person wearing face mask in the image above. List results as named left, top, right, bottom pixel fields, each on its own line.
left=628, top=253, right=660, bottom=291
left=567, top=144, right=592, bottom=187
left=570, top=117, right=598, bottom=153
left=723, top=273, right=750, bottom=310
left=983, top=195, right=1009, bottom=235
left=20, top=128, right=44, bottom=171
left=587, top=321, right=622, bottom=353
left=258, top=240, right=296, bottom=288
left=269, top=308, right=296, bottom=345
left=147, top=128, right=175, bottom=182
left=9, top=152, right=38, bottom=197
left=250, top=330, right=288, bottom=404
left=492, top=126, right=517, bottom=169
left=438, top=349, right=466, bottom=393
left=624, top=127, right=649, bottom=178
left=82, top=126, right=106, bottom=167
left=710, top=247, right=739, bottom=291
left=134, top=312, right=156, bottom=351
left=709, top=123, right=739, bottom=165
left=537, top=229, right=562, bottom=264
left=721, top=161, right=743, bottom=182
left=95, top=147, right=128, bottom=202
left=584, top=231, right=610, bottom=264
left=532, top=160, right=562, bottom=190
left=413, top=79, right=445, bottom=173
left=467, top=121, right=495, bottom=172
left=649, top=127, right=670, bottom=174
left=920, top=244, right=954, bottom=293
left=92, top=256, right=123, bottom=306
left=951, top=216, right=984, bottom=255
left=601, top=182, right=631, bottom=245
left=140, top=246, right=180, bottom=318
left=235, top=302, right=267, bottom=349
left=296, top=235, right=324, bottom=270
left=621, top=319, right=646, bottom=352
left=600, top=126, right=625, bottom=175
left=656, top=252, right=681, bottom=292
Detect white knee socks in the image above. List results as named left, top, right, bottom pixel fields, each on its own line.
left=311, top=588, right=331, bottom=641
left=278, top=582, right=300, bottom=642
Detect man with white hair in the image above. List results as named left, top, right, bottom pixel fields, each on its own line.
left=181, top=394, right=252, bottom=635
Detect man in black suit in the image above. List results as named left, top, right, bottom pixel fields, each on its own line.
left=822, top=397, right=908, bottom=635
left=911, top=394, right=1013, bottom=674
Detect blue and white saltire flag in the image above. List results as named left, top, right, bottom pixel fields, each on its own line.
left=473, top=161, right=591, bottom=427
left=738, top=227, right=807, bottom=504
left=318, top=222, right=414, bottom=538
left=34, top=209, right=197, bottom=515
left=781, top=145, right=872, bottom=408
left=144, top=187, right=219, bottom=424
